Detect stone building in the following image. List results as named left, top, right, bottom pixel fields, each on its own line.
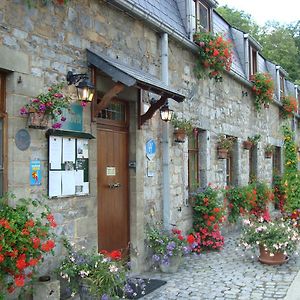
left=0, top=0, right=299, bottom=276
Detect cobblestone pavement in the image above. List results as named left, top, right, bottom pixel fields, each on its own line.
left=140, top=233, right=300, bottom=300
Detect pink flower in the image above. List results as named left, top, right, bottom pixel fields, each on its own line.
left=61, top=116, right=66, bottom=122
left=54, top=93, right=63, bottom=98
left=52, top=122, right=62, bottom=129
left=19, top=107, right=28, bottom=116
left=81, top=101, right=87, bottom=107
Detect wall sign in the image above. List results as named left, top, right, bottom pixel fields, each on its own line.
left=30, top=160, right=41, bottom=185
left=145, top=139, right=156, bottom=160
left=106, top=167, right=116, bottom=176
left=61, top=103, right=83, bottom=132
left=15, top=129, right=31, bottom=151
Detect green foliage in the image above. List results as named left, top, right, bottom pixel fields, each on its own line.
left=248, top=134, right=261, bottom=145
left=240, top=219, right=300, bottom=255
left=282, top=125, right=300, bottom=212
left=170, top=114, right=193, bottom=135
left=273, top=174, right=285, bottom=211
left=265, top=144, right=275, bottom=153
left=217, top=135, right=234, bottom=150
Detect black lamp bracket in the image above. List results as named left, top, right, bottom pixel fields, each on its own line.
left=66, top=71, right=88, bottom=86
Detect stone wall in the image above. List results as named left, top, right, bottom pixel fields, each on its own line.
left=0, top=0, right=298, bottom=276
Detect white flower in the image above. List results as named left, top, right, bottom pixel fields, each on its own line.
left=269, top=253, right=274, bottom=257
left=71, top=292, right=76, bottom=297
left=70, top=256, right=75, bottom=262
left=109, top=265, right=118, bottom=273
left=243, top=219, right=251, bottom=225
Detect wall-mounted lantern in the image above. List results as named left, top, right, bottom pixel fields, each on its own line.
left=66, top=71, right=95, bottom=102
left=160, top=102, right=174, bottom=122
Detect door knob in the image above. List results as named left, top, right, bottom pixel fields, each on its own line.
left=108, top=183, right=121, bottom=189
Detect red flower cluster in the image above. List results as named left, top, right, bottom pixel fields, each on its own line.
left=0, top=197, right=56, bottom=296
left=281, top=95, right=298, bottom=118
left=100, top=250, right=122, bottom=261
left=194, top=32, right=233, bottom=80
left=251, top=72, right=274, bottom=111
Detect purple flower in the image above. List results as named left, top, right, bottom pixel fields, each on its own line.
left=52, top=122, right=62, bottom=129
left=81, top=101, right=87, bottom=107
left=39, top=104, right=46, bottom=111
left=19, top=107, right=28, bottom=116
left=182, top=246, right=191, bottom=255
left=124, top=283, right=134, bottom=296
left=101, top=295, right=109, bottom=300
left=61, top=116, right=66, bottom=122
left=167, top=241, right=176, bottom=251
left=152, top=254, right=160, bottom=262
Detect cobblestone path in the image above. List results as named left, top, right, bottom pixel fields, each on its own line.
left=141, top=233, right=300, bottom=300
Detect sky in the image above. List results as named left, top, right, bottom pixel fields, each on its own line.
left=217, top=0, right=300, bottom=26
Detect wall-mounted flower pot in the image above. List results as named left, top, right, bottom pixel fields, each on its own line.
left=243, top=140, right=252, bottom=150
left=265, top=151, right=273, bottom=158
left=174, top=128, right=186, bottom=143
left=217, top=148, right=228, bottom=159
left=28, top=110, right=49, bottom=129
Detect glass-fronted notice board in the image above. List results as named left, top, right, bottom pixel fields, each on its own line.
left=46, top=129, right=94, bottom=198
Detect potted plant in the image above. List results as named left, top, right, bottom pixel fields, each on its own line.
left=265, top=144, right=274, bottom=158
left=281, top=95, right=297, bottom=118
left=239, top=218, right=300, bottom=265
left=146, top=225, right=195, bottom=273
left=58, top=241, right=141, bottom=299
left=19, top=83, right=71, bottom=129
left=193, top=31, right=233, bottom=80
left=170, top=114, right=193, bottom=143
left=251, top=73, right=274, bottom=111
left=0, top=193, right=57, bottom=299
left=216, top=135, right=234, bottom=159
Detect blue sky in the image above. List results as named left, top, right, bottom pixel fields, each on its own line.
left=217, top=0, right=300, bottom=25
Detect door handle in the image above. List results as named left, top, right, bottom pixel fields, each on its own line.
left=108, top=183, right=121, bottom=189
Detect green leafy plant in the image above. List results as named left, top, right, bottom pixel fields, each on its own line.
left=0, top=194, right=56, bottom=298
left=240, top=218, right=300, bottom=255
left=217, top=134, right=234, bottom=150
left=265, top=144, right=275, bottom=153
left=282, top=125, right=300, bottom=212
left=194, top=32, right=233, bottom=79
left=251, top=72, right=274, bottom=111
left=20, top=83, right=71, bottom=129
left=194, top=31, right=233, bottom=80
left=247, top=134, right=261, bottom=145
left=146, top=225, right=195, bottom=266
left=281, top=95, right=298, bottom=118
left=170, top=114, right=193, bottom=135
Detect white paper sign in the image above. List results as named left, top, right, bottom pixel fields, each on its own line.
left=63, top=138, right=76, bottom=163
left=49, top=171, right=62, bottom=198
left=49, top=136, right=62, bottom=169
left=62, top=171, right=75, bottom=196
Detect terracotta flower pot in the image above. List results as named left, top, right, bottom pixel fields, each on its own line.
left=243, top=140, right=253, bottom=150
left=258, top=246, right=287, bottom=265
left=174, top=128, right=186, bottom=143
left=217, top=148, right=228, bottom=159
left=265, top=151, right=273, bottom=158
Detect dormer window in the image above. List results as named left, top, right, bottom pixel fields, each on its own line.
left=194, top=1, right=211, bottom=32
left=249, top=45, right=257, bottom=78
left=279, top=73, right=285, bottom=99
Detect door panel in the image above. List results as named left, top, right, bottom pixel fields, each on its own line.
left=97, top=128, right=129, bottom=252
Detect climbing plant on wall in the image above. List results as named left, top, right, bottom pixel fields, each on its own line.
left=282, top=125, right=300, bottom=212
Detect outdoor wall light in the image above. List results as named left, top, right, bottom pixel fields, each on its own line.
left=160, top=102, right=174, bottom=122
left=66, top=71, right=95, bottom=102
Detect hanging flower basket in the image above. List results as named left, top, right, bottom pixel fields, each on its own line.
left=27, top=109, right=50, bottom=129
left=281, top=95, right=297, bottom=118
left=173, top=128, right=187, bottom=143
left=243, top=140, right=252, bottom=150
left=217, top=148, right=228, bottom=159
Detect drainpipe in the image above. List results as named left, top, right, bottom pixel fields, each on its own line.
left=244, top=34, right=249, bottom=79
left=161, top=33, right=170, bottom=231
left=276, top=65, right=281, bottom=101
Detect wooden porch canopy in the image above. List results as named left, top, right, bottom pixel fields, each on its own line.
left=86, top=49, right=185, bottom=124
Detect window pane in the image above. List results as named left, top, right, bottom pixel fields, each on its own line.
left=98, top=102, right=126, bottom=121
left=188, top=132, right=199, bottom=191
left=199, top=3, right=208, bottom=30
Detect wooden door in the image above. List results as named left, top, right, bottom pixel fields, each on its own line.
left=97, top=127, right=129, bottom=252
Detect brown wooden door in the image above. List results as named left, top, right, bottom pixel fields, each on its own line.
left=97, top=127, right=129, bottom=252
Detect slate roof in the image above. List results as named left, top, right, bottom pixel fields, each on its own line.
left=117, top=0, right=187, bottom=37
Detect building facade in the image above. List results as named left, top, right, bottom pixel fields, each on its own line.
left=0, top=0, right=299, bottom=275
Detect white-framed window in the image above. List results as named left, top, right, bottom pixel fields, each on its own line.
left=194, top=0, right=211, bottom=32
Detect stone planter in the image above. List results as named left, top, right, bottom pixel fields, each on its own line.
left=243, top=140, right=253, bottom=150
left=28, top=110, right=49, bottom=129
left=159, top=255, right=183, bottom=273
left=173, top=128, right=186, bottom=143
left=258, top=246, right=287, bottom=265
left=217, top=148, right=228, bottom=159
